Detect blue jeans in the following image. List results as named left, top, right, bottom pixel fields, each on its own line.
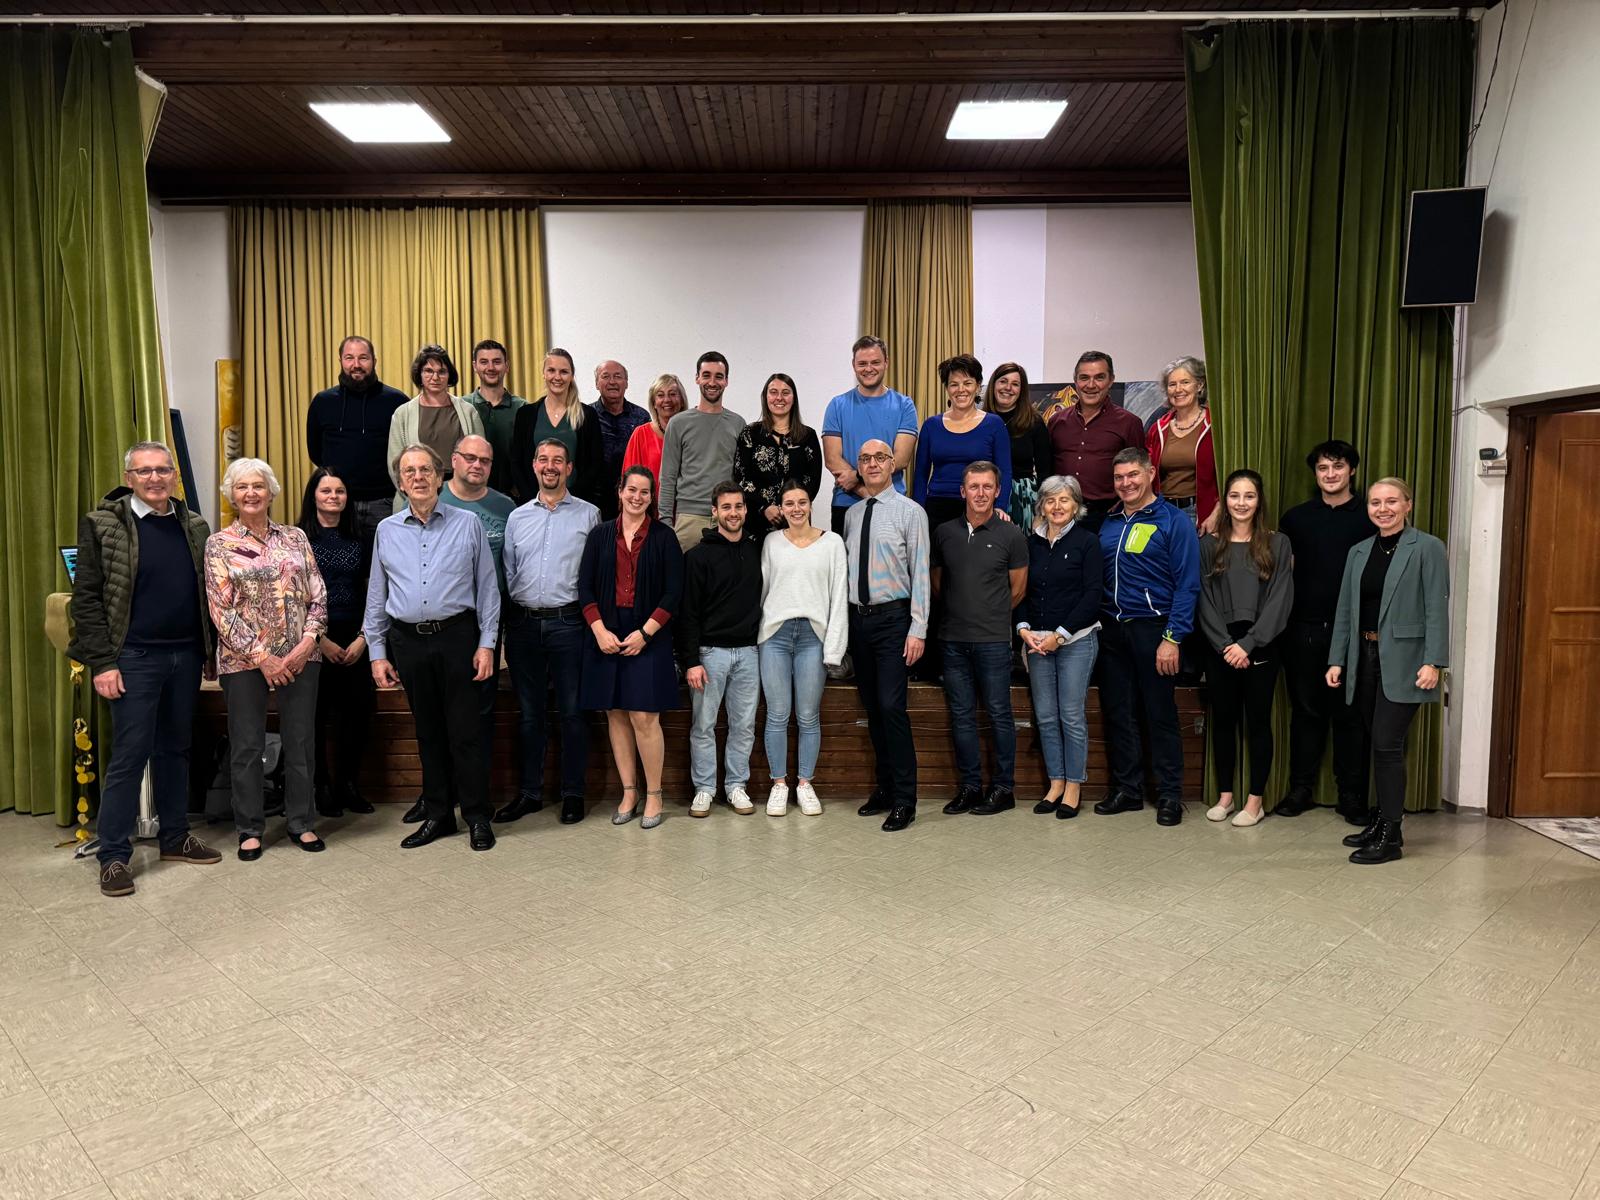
left=1027, top=630, right=1099, bottom=782
left=942, top=641, right=1017, bottom=791
left=505, top=610, right=587, bottom=800
left=689, top=645, right=760, bottom=793
left=96, top=645, right=203, bottom=865
left=759, top=618, right=825, bottom=781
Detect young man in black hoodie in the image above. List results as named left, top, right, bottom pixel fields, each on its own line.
left=677, top=481, right=764, bottom=816
left=306, top=336, right=408, bottom=541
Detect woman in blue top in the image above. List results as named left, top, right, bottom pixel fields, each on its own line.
left=911, top=354, right=1013, bottom=530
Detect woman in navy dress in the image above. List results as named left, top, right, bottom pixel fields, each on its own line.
left=578, top=465, right=684, bottom=828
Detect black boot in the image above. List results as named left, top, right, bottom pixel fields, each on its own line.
left=1274, top=787, right=1315, bottom=818
left=1342, top=815, right=1404, bottom=849
left=1336, top=792, right=1372, bottom=826
left=1349, top=820, right=1403, bottom=864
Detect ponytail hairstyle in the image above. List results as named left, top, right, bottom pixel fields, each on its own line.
left=1210, top=468, right=1277, bottom=581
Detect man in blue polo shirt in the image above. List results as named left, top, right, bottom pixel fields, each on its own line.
left=821, top=335, right=919, bottom=537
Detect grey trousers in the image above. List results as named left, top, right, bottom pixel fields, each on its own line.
left=221, top=663, right=321, bottom=838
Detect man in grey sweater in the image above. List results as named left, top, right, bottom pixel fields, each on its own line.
left=659, top=350, right=747, bottom=552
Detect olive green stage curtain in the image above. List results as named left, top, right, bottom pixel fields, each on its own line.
left=861, top=200, right=974, bottom=422
left=1186, top=19, right=1471, bottom=811
left=232, top=204, right=549, bottom=522
left=0, top=29, right=168, bottom=821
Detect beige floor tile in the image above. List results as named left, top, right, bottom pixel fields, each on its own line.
left=953, top=936, right=1074, bottom=984
left=914, top=1016, right=1055, bottom=1084
left=1131, top=987, right=1253, bottom=1047
left=1209, top=1018, right=1352, bottom=1083
left=0, top=1087, right=68, bottom=1153
left=1066, top=1017, right=1200, bottom=1084
left=1069, top=935, right=1198, bottom=986
left=1444, top=1083, right=1600, bottom=1176
left=1219, top=1130, right=1394, bottom=1200
left=363, top=1054, right=517, bottom=1128
left=1192, top=1185, right=1264, bottom=1200
left=680, top=1050, right=830, bottom=1126
left=105, top=1129, right=283, bottom=1200
left=1166, top=957, right=1299, bottom=1012
left=1401, top=1128, right=1582, bottom=1200
left=1028, top=962, right=1151, bottom=1015
left=1358, top=1015, right=1500, bottom=1083
left=1292, top=961, right=1417, bottom=1015
left=847, top=984, right=963, bottom=1047
left=0, top=1041, right=37, bottom=1102
left=848, top=1132, right=1024, bottom=1200
left=1424, top=959, right=1548, bottom=1013
left=17, top=1015, right=165, bottom=1087
left=1391, top=986, right=1526, bottom=1045
left=1272, top=1087, right=1432, bottom=1174
left=168, top=1018, right=308, bottom=1084
left=1101, top=1087, right=1266, bottom=1176
left=479, top=1132, right=657, bottom=1200
left=769, top=1015, right=902, bottom=1085
left=665, top=1133, right=839, bottom=1200
left=1032, top=1132, right=1211, bottom=1200
left=523, top=1051, right=672, bottom=1128
left=201, top=1050, right=353, bottom=1128
left=1269, top=988, right=1384, bottom=1044
left=296, top=1131, right=471, bottom=1200
left=620, top=1012, right=764, bottom=1083
left=1004, top=1047, right=1149, bottom=1124
left=1475, top=1045, right=1600, bottom=1122
left=247, top=1087, right=406, bottom=1178
left=44, top=1052, right=195, bottom=1130
left=1382, top=1183, right=1460, bottom=1200
left=843, top=1050, right=987, bottom=1126
left=586, top=1085, right=743, bottom=1177
left=902, top=961, right=1021, bottom=1013
left=0, top=1130, right=102, bottom=1200
left=1507, top=996, right=1600, bottom=1075
left=416, top=1091, right=580, bottom=1178
left=75, top=1086, right=237, bottom=1176
left=929, top=1087, right=1093, bottom=1178
left=763, top=1087, right=920, bottom=1178
left=1318, top=1051, right=1468, bottom=1125
left=1159, top=1050, right=1310, bottom=1124
left=1121, top=915, right=1236, bottom=960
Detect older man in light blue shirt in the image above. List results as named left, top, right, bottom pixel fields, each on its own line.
left=365, top=443, right=500, bottom=851
left=495, top=437, right=600, bottom=825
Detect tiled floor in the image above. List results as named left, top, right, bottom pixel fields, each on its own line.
left=2, top=799, right=1599, bottom=1200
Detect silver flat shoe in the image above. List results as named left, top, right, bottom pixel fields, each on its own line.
left=640, top=790, right=664, bottom=829
left=612, top=783, right=640, bottom=825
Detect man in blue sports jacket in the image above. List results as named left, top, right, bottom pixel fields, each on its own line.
left=1094, top=446, right=1202, bottom=826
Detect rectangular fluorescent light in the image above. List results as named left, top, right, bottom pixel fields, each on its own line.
left=310, top=102, right=450, bottom=144
left=946, top=99, right=1067, bottom=141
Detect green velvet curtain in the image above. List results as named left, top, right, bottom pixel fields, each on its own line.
left=0, top=29, right=168, bottom=821
left=1186, top=19, right=1471, bottom=811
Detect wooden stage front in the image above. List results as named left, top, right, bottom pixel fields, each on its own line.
left=195, top=677, right=1208, bottom=805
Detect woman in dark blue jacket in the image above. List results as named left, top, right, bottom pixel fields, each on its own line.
left=1016, top=475, right=1103, bottom=817
left=578, top=466, right=684, bottom=828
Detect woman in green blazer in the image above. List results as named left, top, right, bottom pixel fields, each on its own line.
left=1325, top=477, right=1448, bottom=864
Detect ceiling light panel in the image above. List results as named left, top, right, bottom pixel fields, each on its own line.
left=946, top=99, right=1068, bottom=141
left=310, top=102, right=451, bottom=144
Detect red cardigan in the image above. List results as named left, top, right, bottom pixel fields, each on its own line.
left=1146, top=407, right=1218, bottom=525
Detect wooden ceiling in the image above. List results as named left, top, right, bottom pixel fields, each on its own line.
left=18, top=1, right=1467, bottom=203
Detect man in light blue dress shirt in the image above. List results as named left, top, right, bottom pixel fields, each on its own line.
left=497, top=438, right=599, bottom=825
left=365, top=443, right=501, bottom=850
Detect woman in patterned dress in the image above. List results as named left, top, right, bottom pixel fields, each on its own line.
left=733, top=373, right=823, bottom=535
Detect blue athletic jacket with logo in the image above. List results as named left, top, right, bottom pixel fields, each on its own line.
left=1098, top=496, right=1202, bottom=641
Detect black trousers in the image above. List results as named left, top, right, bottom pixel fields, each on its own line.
left=1098, top=617, right=1184, bottom=804
left=1207, top=635, right=1280, bottom=796
left=314, top=617, right=375, bottom=791
left=389, top=615, right=490, bottom=824
left=1355, top=641, right=1419, bottom=822
left=850, top=603, right=918, bottom=809
left=1279, top=619, right=1369, bottom=801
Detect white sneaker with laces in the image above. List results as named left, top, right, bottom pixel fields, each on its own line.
left=727, top=786, right=755, bottom=814
left=690, top=791, right=714, bottom=818
left=766, top=783, right=789, bottom=816
left=795, top=782, right=822, bottom=816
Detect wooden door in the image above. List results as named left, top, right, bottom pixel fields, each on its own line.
left=1511, top=410, right=1600, bottom=816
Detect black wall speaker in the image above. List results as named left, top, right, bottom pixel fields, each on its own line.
left=1401, top=186, right=1488, bottom=308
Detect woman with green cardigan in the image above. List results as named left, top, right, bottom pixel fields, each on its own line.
left=1326, top=477, right=1448, bottom=864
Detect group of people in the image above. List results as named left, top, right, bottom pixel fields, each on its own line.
left=70, top=334, right=1447, bottom=899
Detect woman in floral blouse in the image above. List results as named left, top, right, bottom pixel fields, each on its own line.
left=733, top=373, right=823, bottom=535
left=205, top=458, right=328, bottom=860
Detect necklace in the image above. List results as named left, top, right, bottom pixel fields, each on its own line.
left=1170, top=410, right=1203, bottom=435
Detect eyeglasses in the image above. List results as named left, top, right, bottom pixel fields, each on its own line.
left=420, top=366, right=450, bottom=378
left=858, top=452, right=892, bottom=464
left=454, top=452, right=491, bottom=466
left=399, top=467, right=438, bottom=479
left=128, top=466, right=175, bottom=479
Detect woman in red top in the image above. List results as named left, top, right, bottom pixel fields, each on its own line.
left=620, top=373, right=687, bottom=490
left=1147, top=355, right=1219, bottom=534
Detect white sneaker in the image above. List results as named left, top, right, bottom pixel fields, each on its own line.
left=795, top=782, right=822, bottom=816
left=690, top=791, right=714, bottom=818
left=766, top=783, right=789, bottom=817
left=728, top=786, right=755, bottom=815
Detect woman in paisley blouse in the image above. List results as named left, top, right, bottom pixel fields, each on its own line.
left=205, top=458, right=328, bottom=860
left=733, top=372, right=823, bottom=535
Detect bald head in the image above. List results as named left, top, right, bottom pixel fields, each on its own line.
left=857, top=438, right=895, bottom=495
left=595, top=360, right=629, bottom=408
left=451, top=434, right=494, bottom=494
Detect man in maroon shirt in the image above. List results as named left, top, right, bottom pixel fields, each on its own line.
left=1047, top=351, right=1147, bottom=532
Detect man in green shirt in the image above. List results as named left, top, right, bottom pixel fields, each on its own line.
left=465, top=338, right=526, bottom=496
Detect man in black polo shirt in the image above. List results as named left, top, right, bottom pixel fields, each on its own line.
left=932, top=461, right=1030, bottom=816
left=1276, top=440, right=1375, bottom=823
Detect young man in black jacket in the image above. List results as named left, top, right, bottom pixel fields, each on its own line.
left=305, top=336, right=408, bottom=541
left=676, top=482, right=764, bottom=816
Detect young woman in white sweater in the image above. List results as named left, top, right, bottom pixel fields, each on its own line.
left=758, top=481, right=849, bottom=815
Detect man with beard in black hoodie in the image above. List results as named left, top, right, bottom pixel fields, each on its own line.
left=677, top=481, right=765, bottom=817
left=306, top=336, right=409, bottom=541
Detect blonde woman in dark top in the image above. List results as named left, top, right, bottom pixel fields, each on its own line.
left=1199, top=469, right=1293, bottom=827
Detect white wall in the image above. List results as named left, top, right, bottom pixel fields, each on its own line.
left=1445, top=0, right=1600, bottom=810
left=973, top=205, right=1047, bottom=380
left=149, top=201, right=234, bottom=528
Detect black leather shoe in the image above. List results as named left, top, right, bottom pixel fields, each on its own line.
left=1274, top=787, right=1315, bottom=818
left=1033, top=797, right=1062, bottom=815
left=401, top=818, right=458, bottom=849
left=1337, top=793, right=1372, bottom=826
left=237, top=836, right=263, bottom=862
left=493, top=793, right=543, bottom=824
left=314, top=784, right=343, bottom=819
left=295, top=834, right=326, bottom=853
left=1156, top=800, right=1184, bottom=826
left=1055, top=799, right=1081, bottom=820
left=882, top=806, right=915, bottom=832
left=858, top=790, right=893, bottom=817
left=971, top=787, right=1016, bottom=815
left=1093, top=791, right=1144, bottom=815
left=469, top=822, right=496, bottom=851
left=559, top=795, right=586, bottom=824
left=339, top=785, right=376, bottom=815
left=1349, top=819, right=1403, bottom=864
left=942, top=786, right=983, bottom=816
left=402, top=796, right=427, bottom=824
